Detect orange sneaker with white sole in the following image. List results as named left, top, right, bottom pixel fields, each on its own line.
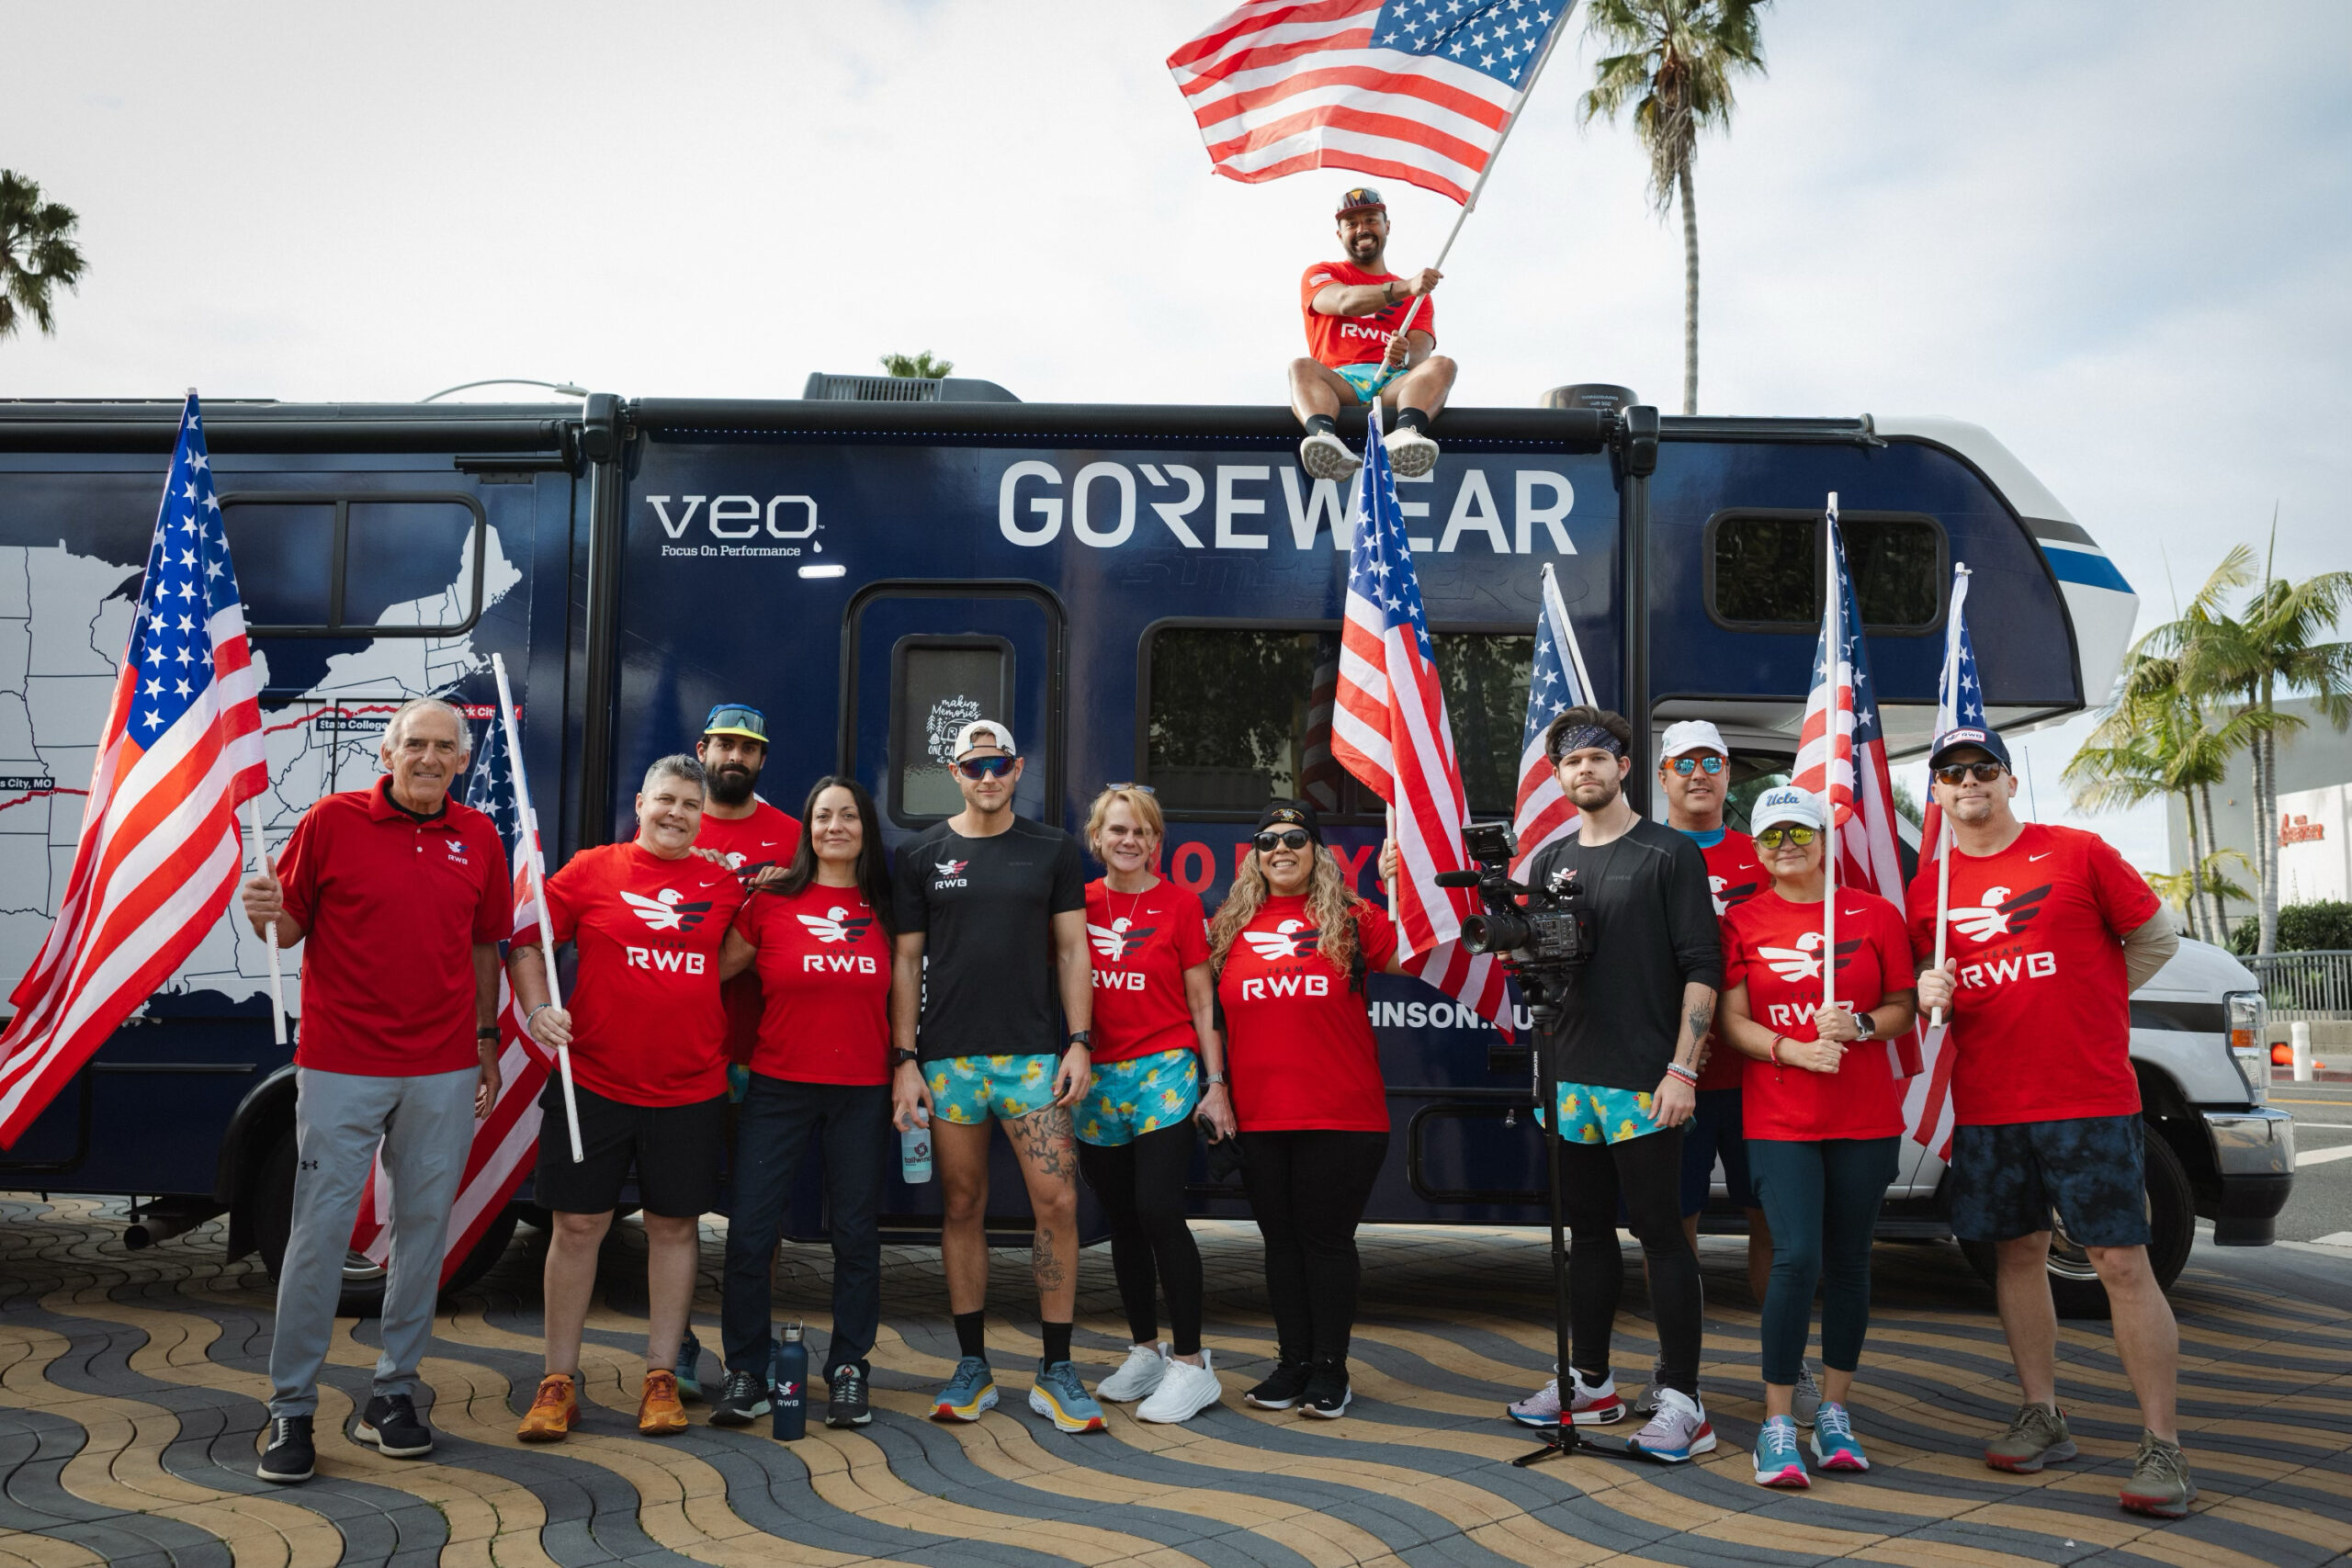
left=517, top=1373, right=579, bottom=1442
left=638, top=1369, right=689, bottom=1435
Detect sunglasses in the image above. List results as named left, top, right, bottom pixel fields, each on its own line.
left=1933, top=761, right=2006, bottom=785
left=955, top=755, right=1017, bottom=780
left=1756, top=826, right=1819, bottom=849
left=1254, top=829, right=1313, bottom=852
left=703, top=704, right=766, bottom=737
left=1669, top=755, right=1725, bottom=777
left=1104, top=782, right=1158, bottom=795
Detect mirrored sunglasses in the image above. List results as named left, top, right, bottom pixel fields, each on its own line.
left=955, top=755, right=1017, bottom=780
left=1670, top=755, right=1725, bottom=776
left=1756, top=826, right=1819, bottom=849
left=1104, top=781, right=1157, bottom=795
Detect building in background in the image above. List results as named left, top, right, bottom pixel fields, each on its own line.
left=2165, top=696, right=2352, bottom=924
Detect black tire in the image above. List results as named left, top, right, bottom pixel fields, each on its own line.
left=1958, top=1122, right=2196, bottom=1320
left=250, top=1130, right=523, bottom=1315
left=514, top=1201, right=553, bottom=1233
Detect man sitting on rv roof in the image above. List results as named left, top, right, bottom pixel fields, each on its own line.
left=1290, top=185, right=1455, bottom=485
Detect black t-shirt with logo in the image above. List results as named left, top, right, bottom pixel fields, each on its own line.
left=893, top=815, right=1088, bottom=1062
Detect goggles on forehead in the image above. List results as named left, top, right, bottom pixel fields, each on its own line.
left=702, top=704, right=768, bottom=743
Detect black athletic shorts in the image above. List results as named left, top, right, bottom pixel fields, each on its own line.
left=1947, top=1112, right=2152, bottom=1248
left=535, top=1079, right=726, bottom=1218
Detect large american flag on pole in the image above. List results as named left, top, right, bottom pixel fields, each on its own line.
left=1792, top=514, right=1925, bottom=1083
left=348, top=703, right=553, bottom=1280
left=0, top=394, right=267, bottom=1146
left=1169, top=0, right=1579, bottom=203
left=1904, top=563, right=1981, bottom=1157
left=1509, top=561, right=1595, bottom=878
left=1329, top=406, right=1512, bottom=1033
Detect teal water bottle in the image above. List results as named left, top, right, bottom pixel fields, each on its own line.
left=772, top=1321, right=807, bottom=1441
left=900, top=1107, right=933, bottom=1184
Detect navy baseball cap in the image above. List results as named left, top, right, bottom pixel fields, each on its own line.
left=1336, top=186, right=1385, bottom=217
left=702, top=703, right=768, bottom=743
left=1928, top=726, right=2012, bottom=772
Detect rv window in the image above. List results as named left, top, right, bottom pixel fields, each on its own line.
left=220, top=502, right=336, bottom=628
left=895, top=639, right=1012, bottom=820
left=1709, top=513, right=1943, bottom=631
left=345, top=502, right=483, bottom=628
left=1144, top=626, right=1532, bottom=819
left=1842, top=517, right=1940, bottom=628
left=217, top=491, right=489, bottom=637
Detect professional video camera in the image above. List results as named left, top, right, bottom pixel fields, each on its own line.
left=1435, top=821, right=1593, bottom=1030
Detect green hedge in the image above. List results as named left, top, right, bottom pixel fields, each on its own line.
left=2229, top=900, right=2352, bottom=954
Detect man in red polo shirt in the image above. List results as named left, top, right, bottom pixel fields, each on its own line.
left=1288, top=185, right=1456, bottom=483
left=238, top=698, right=509, bottom=1484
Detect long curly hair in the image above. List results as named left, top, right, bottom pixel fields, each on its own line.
left=1209, top=842, right=1363, bottom=979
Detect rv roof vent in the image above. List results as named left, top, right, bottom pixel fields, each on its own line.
left=1542, top=383, right=1636, bottom=414
left=801, top=373, right=1021, bottom=403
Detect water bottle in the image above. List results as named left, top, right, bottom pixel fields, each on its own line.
left=900, top=1108, right=933, bottom=1184
left=771, top=1321, right=808, bottom=1441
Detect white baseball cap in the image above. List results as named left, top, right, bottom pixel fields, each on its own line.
left=1659, top=719, right=1729, bottom=760
left=1750, top=785, right=1826, bottom=834
left=951, top=719, right=1017, bottom=761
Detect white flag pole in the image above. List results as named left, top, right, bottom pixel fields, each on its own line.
left=244, top=799, right=287, bottom=1046
left=1929, top=563, right=1973, bottom=1029
left=1823, top=494, right=1840, bottom=1021
left=492, top=652, right=582, bottom=1163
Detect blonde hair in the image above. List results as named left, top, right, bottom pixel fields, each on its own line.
left=1084, top=785, right=1166, bottom=859
left=1209, top=841, right=1363, bottom=981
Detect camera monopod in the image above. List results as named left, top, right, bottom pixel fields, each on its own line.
left=1508, top=966, right=1584, bottom=1468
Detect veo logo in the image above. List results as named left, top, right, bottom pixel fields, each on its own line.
left=646, top=494, right=819, bottom=541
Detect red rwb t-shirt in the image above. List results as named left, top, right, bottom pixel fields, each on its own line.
left=1724, top=889, right=1914, bottom=1141
left=694, top=803, right=804, bottom=1066
left=1086, top=878, right=1210, bottom=1066
left=1694, top=829, right=1766, bottom=1090
left=1300, top=261, right=1438, bottom=369
left=1216, top=896, right=1397, bottom=1133
left=515, top=841, right=746, bottom=1107
left=735, top=882, right=891, bottom=1086
left=1905, top=822, right=2161, bottom=1127
left=277, top=777, right=509, bottom=1078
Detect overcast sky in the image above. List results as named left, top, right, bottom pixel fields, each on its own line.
left=6, top=2, right=2346, bottom=870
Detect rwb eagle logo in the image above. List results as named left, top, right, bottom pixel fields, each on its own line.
left=797, top=906, right=873, bottom=945
left=1948, top=884, right=2050, bottom=943
left=621, top=887, right=713, bottom=932
left=934, top=858, right=968, bottom=877
left=1709, top=874, right=1758, bottom=918
left=1243, top=919, right=1319, bottom=962
left=1757, top=931, right=1862, bottom=982
left=1089, top=918, right=1156, bottom=962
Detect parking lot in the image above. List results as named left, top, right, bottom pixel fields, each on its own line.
left=2, top=1193, right=2346, bottom=1568
left=2271, top=1078, right=2352, bottom=1247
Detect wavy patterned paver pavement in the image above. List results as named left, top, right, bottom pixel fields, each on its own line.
left=2, top=1196, right=2347, bottom=1568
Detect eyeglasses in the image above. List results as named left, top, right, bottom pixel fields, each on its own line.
left=1933, top=761, right=2006, bottom=785
left=1669, top=755, right=1725, bottom=777
left=1104, top=782, right=1157, bottom=795
left=1755, top=826, right=1819, bottom=849
left=955, top=755, right=1017, bottom=780
left=1254, top=829, right=1313, bottom=852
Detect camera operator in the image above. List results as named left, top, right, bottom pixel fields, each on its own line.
left=1507, top=707, right=1724, bottom=1461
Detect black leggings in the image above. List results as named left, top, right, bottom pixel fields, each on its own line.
left=1077, top=1121, right=1205, bottom=1356
left=1239, top=1128, right=1390, bottom=1365
left=1559, top=1126, right=1703, bottom=1397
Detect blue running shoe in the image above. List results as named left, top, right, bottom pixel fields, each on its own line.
left=673, top=1329, right=705, bottom=1404
left=932, top=1356, right=999, bottom=1422
left=1811, top=1402, right=1869, bottom=1472
left=1029, top=1359, right=1108, bottom=1433
left=1753, top=1414, right=1810, bottom=1488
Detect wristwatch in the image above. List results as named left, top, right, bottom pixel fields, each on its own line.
left=1853, top=1011, right=1876, bottom=1042
left=890, top=1047, right=920, bottom=1067
left=1204, top=1072, right=1227, bottom=1087
left=1065, top=1030, right=1091, bottom=1049
left=476, top=1026, right=499, bottom=1042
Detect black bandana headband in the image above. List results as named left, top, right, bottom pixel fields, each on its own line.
left=1551, top=725, right=1625, bottom=761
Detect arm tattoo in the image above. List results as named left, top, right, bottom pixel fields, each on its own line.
left=1681, top=998, right=1714, bottom=1063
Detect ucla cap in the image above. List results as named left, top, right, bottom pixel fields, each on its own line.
left=1749, top=785, right=1826, bottom=834
left=951, top=719, right=1016, bottom=761
left=1659, top=719, right=1728, bottom=760
left=702, top=703, right=767, bottom=743
left=1336, top=186, right=1385, bottom=217
left=1928, top=726, right=2012, bottom=771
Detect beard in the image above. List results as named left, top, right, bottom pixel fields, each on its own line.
left=707, top=762, right=757, bottom=807
left=1567, top=774, right=1622, bottom=810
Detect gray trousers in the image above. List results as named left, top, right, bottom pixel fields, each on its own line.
left=268, top=1066, right=477, bottom=1419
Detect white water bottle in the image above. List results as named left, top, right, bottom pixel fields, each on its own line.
left=900, top=1108, right=933, bottom=1184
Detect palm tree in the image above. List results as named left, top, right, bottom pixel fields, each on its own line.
left=2147, top=849, right=2256, bottom=933
left=1579, top=0, right=1769, bottom=416
left=879, top=351, right=954, bottom=379
left=0, top=170, right=87, bottom=342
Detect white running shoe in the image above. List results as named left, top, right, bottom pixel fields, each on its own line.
left=1299, top=430, right=1363, bottom=481
left=1629, top=1386, right=1718, bottom=1463
left=1136, top=1350, right=1222, bottom=1424
left=1792, top=1361, right=1823, bottom=1429
left=1098, top=1342, right=1170, bottom=1404
left=1385, top=423, right=1439, bottom=478
left=1506, top=1366, right=1625, bottom=1428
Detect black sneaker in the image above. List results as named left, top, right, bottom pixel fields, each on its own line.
left=353, top=1393, right=434, bottom=1459
left=708, top=1368, right=772, bottom=1427
left=1301, top=1359, right=1351, bottom=1420
left=256, top=1415, right=315, bottom=1483
left=827, top=1364, right=873, bottom=1428
left=1244, top=1359, right=1313, bottom=1411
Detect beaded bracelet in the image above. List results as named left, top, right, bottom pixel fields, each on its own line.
left=1663, top=1061, right=1698, bottom=1085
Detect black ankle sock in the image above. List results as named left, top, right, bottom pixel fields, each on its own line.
left=954, top=1310, right=986, bottom=1360
left=1305, top=413, right=1339, bottom=437
left=1395, top=406, right=1430, bottom=434
left=1042, top=1321, right=1073, bottom=1366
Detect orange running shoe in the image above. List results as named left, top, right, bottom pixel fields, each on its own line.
left=517, top=1372, right=579, bottom=1442
left=638, top=1369, right=689, bottom=1436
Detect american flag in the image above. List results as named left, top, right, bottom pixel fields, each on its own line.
left=1904, top=563, right=1980, bottom=1157
left=1329, top=405, right=1511, bottom=1033
left=0, top=395, right=267, bottom=1147
left=1792, top=513, right=1925, bottom=1084
left=1509, top=561, right=1595, bottom=878
left=349, top=701, right=553, bottom=1280
left=1169, top=0, right=1579, bottom=204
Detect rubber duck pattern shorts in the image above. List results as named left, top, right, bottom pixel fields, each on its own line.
left=929, top=1054, right=1059, bottom=1124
